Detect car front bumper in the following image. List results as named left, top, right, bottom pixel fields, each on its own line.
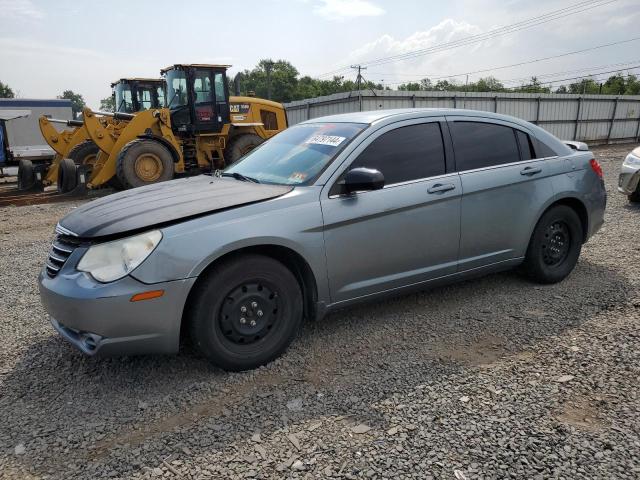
left=39, top=268, right=196, bottom=356
left=618, top=160, right=640, bottom=196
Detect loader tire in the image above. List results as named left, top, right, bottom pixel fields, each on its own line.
left=226, top=133, right=264, bottom=164
left=57, top=158, right=77, bottom=193
left=67, top=140, right=99, bottom=173
left=17, top=159, right=35, bottom=191
left=116, top=139, right=174, bottom=189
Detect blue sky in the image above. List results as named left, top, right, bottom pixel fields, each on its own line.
left=0, top=0, right=638, bottom=108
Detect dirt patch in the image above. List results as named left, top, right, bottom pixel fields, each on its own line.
left=556, top=397, right=607, bottom=431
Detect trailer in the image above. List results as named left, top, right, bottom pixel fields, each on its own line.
left=0, top=98, right=73, bottom=167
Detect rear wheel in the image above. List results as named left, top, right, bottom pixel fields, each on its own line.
left=57, top=158, right=77, bottom=193
left=17, top=159, right=35, bottom=190
left=522, top=205, right=583, bottom=284
left=226, top=133, right=264, bottom=164
left=188, top=254, right=303, bottom=371
left=116, top=139, right=174, bottom=189
left=67, top=140, right=99, bottom=172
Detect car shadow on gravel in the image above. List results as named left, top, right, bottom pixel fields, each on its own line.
left=0, top=258, right=632, bottom=475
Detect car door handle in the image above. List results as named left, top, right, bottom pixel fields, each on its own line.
left=520, top=166, right=542, bottom=176
left=427, top=183, right=456, bottom=194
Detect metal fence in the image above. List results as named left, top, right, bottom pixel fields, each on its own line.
left=284, top=90, right=640, bottom=144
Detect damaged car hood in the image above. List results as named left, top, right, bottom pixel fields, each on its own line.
left=58, top=176, right=293, bottom=239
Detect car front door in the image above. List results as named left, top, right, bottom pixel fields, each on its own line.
left=321, top=119, right=461, bottom=304
left=448, top=117, right=555, bottom=271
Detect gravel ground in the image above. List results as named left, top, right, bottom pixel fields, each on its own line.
left=1, top=143, right=639, bottom=479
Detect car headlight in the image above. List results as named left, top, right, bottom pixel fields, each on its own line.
left=77, top=230, right=162, bottom=283
left=623, top=153, right=640, bottom=167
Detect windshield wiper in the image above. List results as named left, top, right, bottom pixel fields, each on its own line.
left=221, top=172, right=260, bottom=183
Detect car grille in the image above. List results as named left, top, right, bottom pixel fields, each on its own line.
left=46, top=234, right=80, bottom=278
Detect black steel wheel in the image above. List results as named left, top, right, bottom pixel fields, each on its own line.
left=219, top=282, right=280, bottom=346
left=523, top=205, right=583, bottom=284
left=541, top=221, right=571, bottom=266
left=188, top=254, right=303, bottom=371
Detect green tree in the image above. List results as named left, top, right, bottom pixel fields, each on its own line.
left=237, top=59, right=300, bottom=103
left=100, top=95, right=115, bottom=112
left=512, top=76, right=551, bottom=94
left=469, top=76, right=506, bottom=92
left=58, top=90, right=86, bottom=118
left=567, top=78, right=599, bottom=94
left=0, top=81, right=15, bottom=98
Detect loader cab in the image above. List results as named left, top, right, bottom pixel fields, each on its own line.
left=162, top=64, right=231, bottom=135
left=111, top=79, right=165, bottom=114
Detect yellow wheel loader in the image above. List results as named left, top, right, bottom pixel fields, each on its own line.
left=18, top=78, right=165, bottom=192
left=77, top=64, right=287, bottom=191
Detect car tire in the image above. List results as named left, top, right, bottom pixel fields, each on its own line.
left=188, top=254, right=303, bottom=371
left=522, top=205, right=583, bottom=284
left=116, top=139, right=174, bottom=189
left=629, top=186, right=640, bottom=203
left=226, top=133, right=263, bottom=164
left=57, top=158, right=77, bottom=193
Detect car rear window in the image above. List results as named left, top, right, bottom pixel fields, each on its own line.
left=450, top=121, right=520, bottom=171
left=349, top=123, right=446, bottom=185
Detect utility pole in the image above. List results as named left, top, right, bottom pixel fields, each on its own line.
left=264, top=60, right=274, bottom=100
left=351, top=65, right=367, bottom=111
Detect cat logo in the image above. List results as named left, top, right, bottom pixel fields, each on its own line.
left=230, top=103, right=251, bottom=114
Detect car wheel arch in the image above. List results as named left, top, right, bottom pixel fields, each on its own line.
left=528, top=196, right=589, bottom=247
left=180, top=244, right=319, bottom=345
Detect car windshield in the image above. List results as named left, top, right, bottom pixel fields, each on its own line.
left=224, top=122, right=367, bottom=185
left=113, top=83, right=134, bottom=113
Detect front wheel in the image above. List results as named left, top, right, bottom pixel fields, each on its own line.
left=522, top=205, right=583, bottom=284
left=116, top=139, right=174, bottom=189
left=629, top=185, right=640, bottom=203
left=226, top=133, right=264, bottom=163
left=188, top=254, right=303, bottom=371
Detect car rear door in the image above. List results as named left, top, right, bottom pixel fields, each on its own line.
left=447, top=117, right=554, bottom=271
left=320, top=118, right=461, bottom=304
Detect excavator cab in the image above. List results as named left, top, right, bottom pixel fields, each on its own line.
left=111, top=78, right=165, bottom=114
left=162, top=64, right=231, bottom=135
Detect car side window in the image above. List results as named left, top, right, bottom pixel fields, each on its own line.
left=450, top=121, right=520, bottom=171
left=515, top=130, right=535, bottom=161
left=348, top=123, right=446, bottom=185
left=534, top=139, right=558, bottom=158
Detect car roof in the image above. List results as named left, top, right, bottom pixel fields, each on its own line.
left=301, top=108, right=533, bottom=129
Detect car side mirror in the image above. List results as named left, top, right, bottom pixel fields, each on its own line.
left=342, top=167, right=385, bottom=194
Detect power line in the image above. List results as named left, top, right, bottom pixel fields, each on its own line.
left=365, top=37, right=640, bottom=81
left=506, top=66, right=640, bottom=87
left=382, top=60, right=640, bottom=86
left=500, top=60, right=640, bottom=85
left=317, top=0, right=618, bottom=79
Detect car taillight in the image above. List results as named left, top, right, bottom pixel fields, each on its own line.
left=589, top=159, right=603, bottom=179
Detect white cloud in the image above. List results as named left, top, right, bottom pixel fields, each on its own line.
left=313, top=0, right=385, bottom=21
left=337, top=18, right=498, bottom=83
left=0, top=0, right=44, bottom=20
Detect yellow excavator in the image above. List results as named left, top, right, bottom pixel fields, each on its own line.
left=17, top=78, right=164, bottom=191
left=58, top=64, right=287, bottom=192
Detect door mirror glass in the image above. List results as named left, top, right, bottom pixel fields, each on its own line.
left=342, top=167, right=384, bottom=194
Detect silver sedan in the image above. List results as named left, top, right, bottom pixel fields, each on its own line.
left=618, top=146, right=640, bottom=203
left=39, top=108, right=607, bottom=371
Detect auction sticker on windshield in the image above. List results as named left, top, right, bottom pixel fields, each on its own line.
left=305, top=135, right=346, bottom=147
